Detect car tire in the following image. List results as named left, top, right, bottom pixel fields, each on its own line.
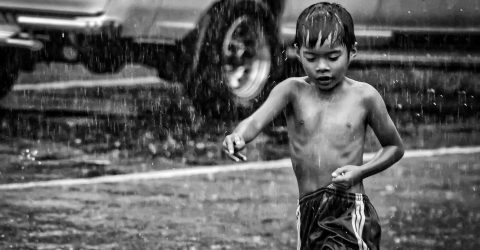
left=0, top=48, right=19, bottom=98
left=187, top=6, right=281, bottom=119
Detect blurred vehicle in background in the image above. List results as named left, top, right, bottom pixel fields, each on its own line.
left=282, top=0, right=480, bottom=68
left=0, top=0, right=479, bottom=117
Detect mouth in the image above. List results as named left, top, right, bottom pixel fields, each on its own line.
left=316, top=76, right=333, bottom=83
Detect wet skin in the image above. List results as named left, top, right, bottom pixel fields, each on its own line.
left=286, top=77, right=368, bottom=195
left=224, top=39, right=404, bottom=197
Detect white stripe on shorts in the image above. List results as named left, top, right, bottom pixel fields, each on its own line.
left=296, top=204, right=301, bottom=250
left=352, top=193, right=369, bottom=250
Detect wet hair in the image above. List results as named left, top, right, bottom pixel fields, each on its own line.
left=294, top=2, right=355, bottom=52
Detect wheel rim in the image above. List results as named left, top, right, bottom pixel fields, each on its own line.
left=221, top=16, right=272, bottom=102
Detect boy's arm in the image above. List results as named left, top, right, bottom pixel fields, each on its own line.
left=223, top=80, right=294, bottom=155
left=359, top=86, right=405, bottom=178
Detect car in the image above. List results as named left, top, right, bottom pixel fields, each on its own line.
left=0, top=0, right=479, bottom=116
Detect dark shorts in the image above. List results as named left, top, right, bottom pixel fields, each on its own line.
left=296, top=185, right=381, bottom=250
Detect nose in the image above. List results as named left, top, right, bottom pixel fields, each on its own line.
left=316, top=59, right=330, bottom=72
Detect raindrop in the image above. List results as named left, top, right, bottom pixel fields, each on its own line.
left=427, top=88, right=436, bottom=107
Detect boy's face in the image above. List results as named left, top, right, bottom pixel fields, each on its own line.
left=296, top=35, right=356, bottom=91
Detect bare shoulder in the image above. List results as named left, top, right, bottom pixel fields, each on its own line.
left=271, top=76, right=308, bottom=96
left=276, top=76, right=308, bottom=89
left=345, top=77, right=383, bottom=103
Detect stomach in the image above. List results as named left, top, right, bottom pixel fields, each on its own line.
left=289, top=139, right=366, bottom=196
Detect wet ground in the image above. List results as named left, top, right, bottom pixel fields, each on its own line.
left=0, top=63, right=479, bottom=249
left=0, top=152, right=479, bottom=250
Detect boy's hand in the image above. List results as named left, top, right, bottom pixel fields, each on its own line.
left=331, top=165, right=363, bottom=190
left=222, top=133, right=247, bottom=162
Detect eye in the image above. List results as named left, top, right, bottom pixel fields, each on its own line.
left=328, top=55, right=340, bottom=61
left=303, top=52, right=317, bottom=62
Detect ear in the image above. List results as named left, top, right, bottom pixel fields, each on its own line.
left=349, top=42, right=358, bottom=59
left=294, top=44, right=301, bottom=60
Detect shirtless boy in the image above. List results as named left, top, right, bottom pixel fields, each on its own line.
left=223, top=2, right=404, bottom=249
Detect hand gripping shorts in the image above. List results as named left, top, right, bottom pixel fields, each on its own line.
left=296, top=184, right=381, bottom=250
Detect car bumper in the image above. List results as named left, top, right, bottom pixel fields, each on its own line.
left=0, top=14, right=120, bottom=50
left=16, top=15, right=120, bottom=35
left=0, top=24, right=42, bottom=50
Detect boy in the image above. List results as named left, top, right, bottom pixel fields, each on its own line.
left=223, top=2, right=404, bottom=250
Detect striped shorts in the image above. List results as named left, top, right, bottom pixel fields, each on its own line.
left=296, top=185, right=381, bottom=250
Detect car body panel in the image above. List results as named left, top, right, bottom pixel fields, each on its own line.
left=279, top=0, right=480, bottom=45
left=108, top=0, right=216, bottom=42
left=1, top=0, right=479, bottom=44
left=0, top=0, right=478, bottom=70
left=0, top=0, right=217, bottom=43
left=280, top=0, right=480, bottom=28
left=0, top=0, right=110, bottom=16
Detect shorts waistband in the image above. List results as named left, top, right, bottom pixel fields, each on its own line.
left=298, top=184, right=370, bottom=205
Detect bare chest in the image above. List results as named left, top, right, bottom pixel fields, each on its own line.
left=288, top=92, right=367, bottom=137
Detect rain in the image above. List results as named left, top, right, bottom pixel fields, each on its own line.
left=0, top=0, right=479, bottom=249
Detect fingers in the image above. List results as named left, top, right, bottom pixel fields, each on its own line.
left=222, top=133, right=247, bottom=162
left=331, top=174, right=346, bottom=183
left=234, top=151, right=247, bottom=161
left=223, top=134, right=241, bottom=153
left=331, top=172, right=349, bottom=190
left=331, top=182, right=350, bottom=190
left=223, top=135, right=234, bottom=154
left=331, top=167, right=347, bottom=183
left=222, top=149, right=247, bottom=162
left=232, top=134, right=245, bottom=149
left=223, top=149, right=241, bottom=162
left=331, top=169, right=346, bottom=178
